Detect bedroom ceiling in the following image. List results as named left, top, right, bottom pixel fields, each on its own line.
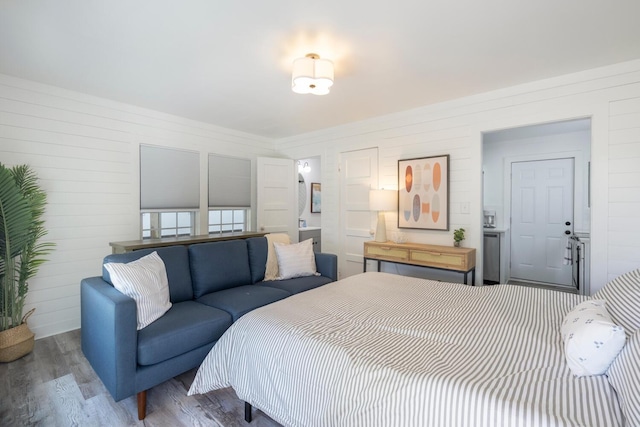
left=1, top=1, right=640, bottom=139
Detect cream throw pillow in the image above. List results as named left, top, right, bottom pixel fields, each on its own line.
left=264, top=233, right=291, bottom=281
left=104, top=251, right=172, bottom=330
left=274, top=238, right=318, bottom=280
left=560, top=300, right=626, bottom=377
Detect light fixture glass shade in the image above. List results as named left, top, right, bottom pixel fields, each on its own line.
left=369, top=189, right=397, bottom=243
left=369, top=189, right=397, bottom=211
left=292, top=54, right=334, bottom=95
left=297, top=161, right=311, bottom=173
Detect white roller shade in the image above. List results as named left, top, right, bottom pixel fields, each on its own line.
left=140, top=145, right=199, bottom=209
left=209, top=154, right=251, bottom=207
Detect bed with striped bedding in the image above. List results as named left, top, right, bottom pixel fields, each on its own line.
left=188, top=272, right=622, bottom=427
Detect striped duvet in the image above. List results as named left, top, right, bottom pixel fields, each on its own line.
left=189, top=272, right=622, bottom=427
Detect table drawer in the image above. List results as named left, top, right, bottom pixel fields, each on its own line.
left=365, top=245, right=409, bottom=261
left=411, top=250, right=465, bottom=270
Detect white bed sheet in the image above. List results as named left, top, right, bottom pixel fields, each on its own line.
left=189, top=272, right=622, bottom=427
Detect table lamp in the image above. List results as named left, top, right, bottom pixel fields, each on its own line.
left=369, top=189, right=397, bottom=242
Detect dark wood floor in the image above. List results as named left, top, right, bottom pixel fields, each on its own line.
left=0, top=329, right=282, bottom=427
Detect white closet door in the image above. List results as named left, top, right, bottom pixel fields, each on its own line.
left=256, top=157, right=297, bottom=240
left=339, top=148, right=378, bottom=278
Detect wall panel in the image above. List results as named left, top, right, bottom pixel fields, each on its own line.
left=0, top=73, right=276, bottom=338
left=277, top=59, right=640, bottom=292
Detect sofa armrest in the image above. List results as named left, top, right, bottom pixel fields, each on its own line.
left=315, top=253, right=338, bottom=281
left=81, top=276, right=137, bottom=401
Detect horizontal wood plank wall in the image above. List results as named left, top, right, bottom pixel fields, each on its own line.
left=0, top=74, right=277, bottom=338
left=276, top=59, right=640, bottom=293
left=608, top=95, right=640, bottom=280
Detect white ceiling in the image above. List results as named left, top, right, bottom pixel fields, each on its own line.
left=2, top=1, right=640, bottom=139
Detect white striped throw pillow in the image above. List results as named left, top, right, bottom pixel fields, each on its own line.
left=274, top=238, right=318, bottom=280
left=560, top=300, right=626, bottom=377
left=104, top=251, right=172, bottom=330
left=593, top=269, right=640, bottom=336
left=607, top=330, right=640, bottom=427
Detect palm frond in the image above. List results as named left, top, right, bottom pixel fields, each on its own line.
left=0, top=163, right=54, bottom=330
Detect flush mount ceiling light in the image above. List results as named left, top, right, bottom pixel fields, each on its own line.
left=291, top=53, right=334, bottom=95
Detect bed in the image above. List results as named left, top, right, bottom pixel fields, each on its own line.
left=188, top=271, right=640, bottom=427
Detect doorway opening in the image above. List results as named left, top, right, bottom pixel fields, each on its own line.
left=482, top=118, right=591, bottom=294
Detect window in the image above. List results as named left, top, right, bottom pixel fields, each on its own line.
left=208, top=154, right=251, bottom=235
left=208, top=209, right=249, bottom=235
left=140, top=145, right=200, bottom=239
left=141, top=211, right=196, bottom=239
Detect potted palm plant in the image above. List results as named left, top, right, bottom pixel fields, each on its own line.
left=0, top=163, right=54, bottom=362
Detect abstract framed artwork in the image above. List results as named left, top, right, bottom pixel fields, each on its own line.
left=398, top=155, right=449, bottom=230
left=311, top=182, right=321, bottom=213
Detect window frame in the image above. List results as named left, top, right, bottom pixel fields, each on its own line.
left=141, top=209, right=197, bottom=239
left=207, top=207, right=250, bottom=235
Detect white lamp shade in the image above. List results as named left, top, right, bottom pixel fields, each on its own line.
left=369, top=189, right=397, bottom=211
left=292, top=55, right=334, bottom=95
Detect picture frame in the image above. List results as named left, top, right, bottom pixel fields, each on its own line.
left=398, top=155, right=449, bottom=230
left=311, top=182, right=321, bottom=213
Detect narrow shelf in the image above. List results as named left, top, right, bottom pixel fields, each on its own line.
left=110, top=231, right=267, bottom=254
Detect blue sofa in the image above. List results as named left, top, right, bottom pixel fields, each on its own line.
left=80, top=237, right=337, bottom=420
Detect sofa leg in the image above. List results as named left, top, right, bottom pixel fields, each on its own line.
left=244, top=401, right=252, bottom=423
left=137, top=390, right=147, bottom=420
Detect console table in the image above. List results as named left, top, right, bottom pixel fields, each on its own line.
left=110, top=231, right=267, bottom=254
left=363, top=241, right=476, bottom=285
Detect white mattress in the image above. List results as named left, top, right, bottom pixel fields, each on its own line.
left=189, top=272, right=622, bottom=427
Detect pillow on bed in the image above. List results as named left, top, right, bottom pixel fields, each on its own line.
left=264, top=233, right=291, bottom=281
left=607, top=329, right=640, bottom=426
left=274, top=238, right=318, bottom=280
left=104, top=251, right=172, bottom=330
left=560, top=300, right=626, bottom=377
left=593, top=269, right=640, bottom=336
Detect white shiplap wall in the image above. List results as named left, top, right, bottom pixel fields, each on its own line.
left=276, top=59, right=640, bottom=292
left=608, top=96, right=640, bottom=280
left=0, top=74, right=277, bottom=338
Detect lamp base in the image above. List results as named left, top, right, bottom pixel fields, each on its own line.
left=374, top=211, right=387, bottom=242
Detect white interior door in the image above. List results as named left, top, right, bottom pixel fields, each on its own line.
left=256, top=157, right=297, bottom=240
left=510, top=158, right=574, bottom=286
left=339, top=148, right=378, bottom=278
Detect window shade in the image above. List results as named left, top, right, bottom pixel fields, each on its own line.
left=140, top=145, right=199, bottom=209
left=208, top=154, right=251, bottom=207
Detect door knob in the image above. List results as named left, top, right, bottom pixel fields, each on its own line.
left=564, top=230, right=571, bottom=235
left=565, top=221, right=571, bottom=226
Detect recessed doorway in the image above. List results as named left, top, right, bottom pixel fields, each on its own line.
left=482, top=118, right=591, bottom=294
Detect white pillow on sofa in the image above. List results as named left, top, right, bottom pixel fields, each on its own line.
left=274, top=238, right=318, bottom=280
left=264, top=233, right=291, bottom=281
left=560, top=299, right=626, bottom=377
left=104, top=251, right=172, bottom=330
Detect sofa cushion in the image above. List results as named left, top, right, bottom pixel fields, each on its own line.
left=137, top=301, right=232, bottom=366
left=189, top=240, right=252, bottom=298
left=196, top=285, right=290, bottom=321
left=261, top=275, right=333, bottom=295
left=103, top=245, right=194, bottom=303
left=247, top=237, right=268, bottom=284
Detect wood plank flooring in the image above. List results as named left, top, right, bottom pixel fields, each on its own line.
left=0, top=329, right=282, bottom=427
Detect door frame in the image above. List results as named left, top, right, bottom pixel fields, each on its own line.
left=502, top=149, right=586, bottom=283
